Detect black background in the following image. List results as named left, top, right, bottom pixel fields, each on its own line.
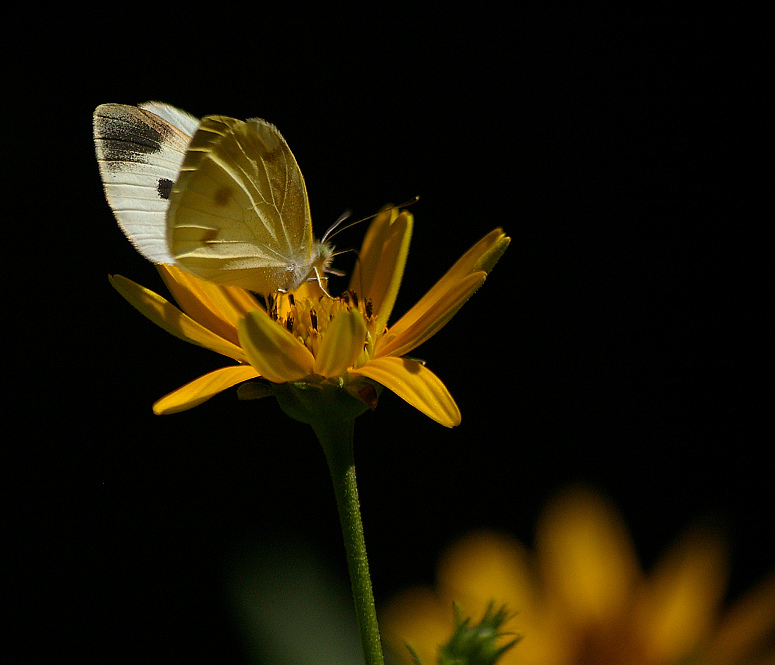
left=11, top=6, right=771, bottom=663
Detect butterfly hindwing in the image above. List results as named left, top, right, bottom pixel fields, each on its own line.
left=167, top=116, right=315, bottom=292
left=93, top=102, right=198, bottom=263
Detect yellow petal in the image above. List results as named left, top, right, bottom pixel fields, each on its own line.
left=444, top=227, right=511, bottom=280
left=349, top=208, right=413, bottom=332
left=109, top=274, right=247, bottom=362
left=537, top=487, right=641, bottom=626
left=157, top=265, right=262, bottom=345
left=349, top=356, right=461, bottom=427
left=237, top=309, right=315, bottom=383
left=376, top=228, right=508, bottom=358
left=376, top=272, right=486, bottom=359
left=634, top=529, right=728, bottom=661
left=313, top=308, right=368, bottom=378
left=349, top=207, right=396, bottom=294
left=152, top=365, right=260, bottom=414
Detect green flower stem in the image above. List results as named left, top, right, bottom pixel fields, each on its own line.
left=315, top=418, right=385, bottom=665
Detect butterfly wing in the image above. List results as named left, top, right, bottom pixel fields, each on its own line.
left=167, top=116, right=314, bottom=293
left=93, top=102, right=199, bottom=263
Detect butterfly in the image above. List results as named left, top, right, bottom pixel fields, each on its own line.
left=93, top=101, right=338, bottom=294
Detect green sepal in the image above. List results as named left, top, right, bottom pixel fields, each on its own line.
left=272, top=378, right=379, bottom=427
left=435, top=603, right=520, bottom=665
left=236, top=379, right=274, bottom=401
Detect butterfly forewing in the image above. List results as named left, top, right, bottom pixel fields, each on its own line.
left=139, top=101, right=199, bottom=138
left=168, top=116, right=314, bottom=293
left=93, top=102, right=198, bottom=264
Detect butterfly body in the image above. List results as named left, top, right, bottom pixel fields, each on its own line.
left=93, top=102, right=334, bottom=294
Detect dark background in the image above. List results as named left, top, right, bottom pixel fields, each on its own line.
left=12, top=6, right=770, bottom=663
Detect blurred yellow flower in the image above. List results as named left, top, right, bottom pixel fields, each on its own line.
left=381, top=487, right=775, bottom=665
left=110, top=207, right=509, bottom=427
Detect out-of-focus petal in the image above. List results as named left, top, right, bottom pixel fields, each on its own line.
left=438, top=531, right=572, bottom=665
left=380, top=588, right=452, bottom=665
left=702, top=571, right=775, bottom=665
left=437, top=531, right=534, bottom=619
left=109, top=274, right=247, bottom=362
left=634, top=530, right=728, bottom=662
left=313, top=309, right=368, bottom=378
left=152, top=365, right=260, bottom=415
left=435, top=531, right=570, bottom=665
left=385, top=531, right=571, bottom=665
left=537, top=487, right=641, bottom=626
left=238, top=309, right=315, bottom=383
left=348, top=356, right=461, bottom=427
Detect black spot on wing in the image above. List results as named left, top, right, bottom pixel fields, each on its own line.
left=213, top=186, right=231, bottom=206
left=95, top=106, right=173, bottom=167
left=157, top=178, right=173, bottom=200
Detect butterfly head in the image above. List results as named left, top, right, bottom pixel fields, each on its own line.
left=304, top=239, right=341, bottom=296
left=313, top=240, right=336, bottom=272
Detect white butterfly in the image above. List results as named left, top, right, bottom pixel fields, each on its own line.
left=93, top=101, right=337, bottom=294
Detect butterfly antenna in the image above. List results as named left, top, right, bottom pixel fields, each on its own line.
left=321, top=210, right=353, bottom=244
left=322, top=196, right=420, bottom=244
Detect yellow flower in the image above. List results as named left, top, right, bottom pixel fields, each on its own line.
left=381, top=487, right=775, bottom=665
left=109, top=207, right=509, bottom=427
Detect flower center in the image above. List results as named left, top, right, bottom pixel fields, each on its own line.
left=268, top=291, right=378, bottom=363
